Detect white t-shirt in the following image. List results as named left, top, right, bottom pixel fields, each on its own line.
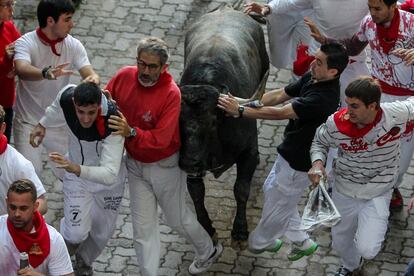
left=14, top=30, right=91, bottom=125
left=0, top=145, right=46, bottom=215
left=355, top=11, right=414, bottom=91
left=268, top=0, right=369, bottom=62
left=0, top=215, right=73, bottom=275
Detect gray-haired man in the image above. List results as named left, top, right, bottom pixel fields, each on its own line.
left=106, top=37, right=222, bottom=276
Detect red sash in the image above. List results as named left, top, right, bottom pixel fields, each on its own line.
left=0, top=134, right=7, bottom=154
left=334, top=108, right=383, bottom=138
left=377, top=79, right=414, bottom=96
left=400, top=0, right=414, bottom=13
left=376, top=9, right=400, bottom=54
left=7, top=211, right=51, bottom=268
left=96, top=106, right=105, bottom=138
left=36, top=28, right=64, bottom=56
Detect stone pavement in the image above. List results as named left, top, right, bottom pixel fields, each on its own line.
left=12, top=0, right=414, bottom=275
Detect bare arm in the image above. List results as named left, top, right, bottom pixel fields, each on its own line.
left=79, top=65, right=100, bottom=85
left=218, top=90, right=297, bottom=120
left=304, top=17, right=368, bottom=56
left=261, top=88, right=292, bottom=106
left=15, top=60, right=73, bottom=81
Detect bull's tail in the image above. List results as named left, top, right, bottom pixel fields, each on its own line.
left=232, top=0, right=244, bottom=10
left=208, top=3, right=230, bottom=13
left=208, top=0, right=244, bottom=13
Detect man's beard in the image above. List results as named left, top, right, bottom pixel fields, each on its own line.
left=138, top=73, right=159, bottom=87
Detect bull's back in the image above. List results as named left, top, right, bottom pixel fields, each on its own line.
left=182, top=9, right=268, bottom=99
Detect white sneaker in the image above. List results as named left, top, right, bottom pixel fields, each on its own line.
left=188, top=242, right=223, bottom=274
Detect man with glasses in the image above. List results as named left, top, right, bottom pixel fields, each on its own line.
left=0, top=0, right=20, bottom=142
left=106, top=37, right=222, bottom=276
left=13, top=0, right=99, bottom=179
left=0, top=179, right=74, bottom=275
left=0, top=105, right=47, bottom=215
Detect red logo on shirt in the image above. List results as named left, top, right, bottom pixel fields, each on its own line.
left=340, top=137, right=368, bottom=152
left=376, top=126, right=401, bottom=146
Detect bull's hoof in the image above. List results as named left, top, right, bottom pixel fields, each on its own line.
left=230, top=239, right=248, bottom=251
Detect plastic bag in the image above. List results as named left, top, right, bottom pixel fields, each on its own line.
left=300, top=178, right=341, bottom=231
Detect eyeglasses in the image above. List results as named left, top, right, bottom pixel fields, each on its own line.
left=0, top=1, right=15, bottom=8
left=136, top=58, right=160, bottom=71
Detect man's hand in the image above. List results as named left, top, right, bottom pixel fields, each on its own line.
left=49, top=152, right=81, bottom=177
left=408, top=197, right=414, bottom=212
left=217, top=93, right=240, bottom=117
left=108, top=111, right=131, bottom=137
left=30, top=124, right=46, bottom=148
left=308, top=160, right=327, bottom=188
left=47, top=63, right=73, bottom=80
left=304, top=17, right=326, bottom=44
left=243, top=2, right=269, bottom=15
left=5, top=42, right=15, bottom=59
left=18, top=267, right=44, bottom=275
left=82, top=73, right=100, bottom=85
left=391, top=48, right=414, bottom=66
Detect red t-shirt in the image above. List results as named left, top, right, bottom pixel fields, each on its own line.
left=106, top=66, right=181, bottom=163
left=0, top=21, right=21, bottom=108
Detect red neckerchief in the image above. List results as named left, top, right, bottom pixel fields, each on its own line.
left=293, top=44, right=315, bottom=76
left=376, top=8, right=400, bottom=54
left=400, top=0, right=414, bottom=13
left=0, top=134, right=7, bottom=154
left=35, top=28, right=64, bottom=56
left=334, top=108, right=383, bottom=138
left=95, top=106, right=105, bottom=138
left=7, top=211, right=51, bottom=268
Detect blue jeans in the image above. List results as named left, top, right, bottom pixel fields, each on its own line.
left=405, top=258, right=414, bottom=276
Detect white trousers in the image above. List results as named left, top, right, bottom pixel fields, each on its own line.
left=126, top=153, right=214, bottom=276
left=60, top=169, right=126, bottom=265
left=249, top=156, right=309, bottom=250
left=381, top=94, right=414, bottom=186
left=267, top=10, right=313, bottom=69
left=332, top=188, right=392, bottom=271
left=13, top=117, right=68, bottom=180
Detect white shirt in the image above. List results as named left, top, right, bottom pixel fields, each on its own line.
left=39, top=85, right=126, bottom=186
left=311, top=98, right=414, bottom=199
left=0, top=145, right=46, bottom=215
left=14, top=31, right=90, bottom=125
left=0, top=215, right=73, bottom=275
left=268, top=0, right=369, bottom=61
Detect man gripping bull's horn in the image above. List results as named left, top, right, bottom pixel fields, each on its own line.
left=218, top=43, right=348, bottom=262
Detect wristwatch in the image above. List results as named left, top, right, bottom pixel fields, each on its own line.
left=238, top=105, right=245, bottom=118
left=129, top=127, right=137, bottom=138
left=42, top=66, right=55, bottom=80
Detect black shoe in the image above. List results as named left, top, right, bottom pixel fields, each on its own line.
left=335, top=265, right=353, bottom=276
left=75, top=253, right=93, bottom=276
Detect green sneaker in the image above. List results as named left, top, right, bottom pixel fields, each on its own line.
left=287, top=238, right=318, bottom=261
left=249, top=239, right=283, bottom=254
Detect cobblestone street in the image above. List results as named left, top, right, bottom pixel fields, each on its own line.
left=11, top=0, right=414, bottom=275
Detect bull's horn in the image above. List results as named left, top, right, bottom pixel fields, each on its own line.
left=247, top=69, right=269, bottom=103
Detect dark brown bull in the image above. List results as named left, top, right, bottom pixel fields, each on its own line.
left=179, top=5, right=269, bottom=249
